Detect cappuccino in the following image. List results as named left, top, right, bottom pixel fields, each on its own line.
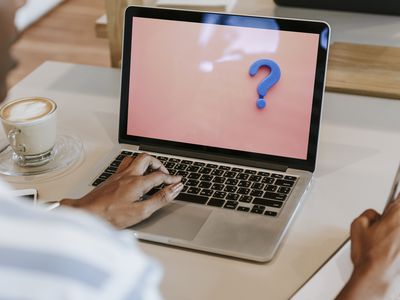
left=0, top=97, right=55, bottom=122
left=0, top=97, right=58, bottom=167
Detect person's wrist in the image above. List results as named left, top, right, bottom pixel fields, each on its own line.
left=344, top=262, right=391, bottom=300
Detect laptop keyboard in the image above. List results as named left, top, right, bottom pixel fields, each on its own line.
left=92, top=151, right=298, bottom=217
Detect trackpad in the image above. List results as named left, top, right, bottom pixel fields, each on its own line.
left=132, top=203, right=212, bottom=241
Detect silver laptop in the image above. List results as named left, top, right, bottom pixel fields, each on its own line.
left=82, top=7, right=330, bottom=262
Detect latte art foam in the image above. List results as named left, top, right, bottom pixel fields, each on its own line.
left=1, top=98, right=55, bottom=122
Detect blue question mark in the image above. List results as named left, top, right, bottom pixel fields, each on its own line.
left=249, top=59, right=281, bottom=109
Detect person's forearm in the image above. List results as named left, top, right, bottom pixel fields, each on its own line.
left=336, top=267, right=389, bottom=300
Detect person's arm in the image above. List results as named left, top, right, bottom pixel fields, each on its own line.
left=60, top=153, right=183, bottom=228
left=336, top=194, right=400, bottom=300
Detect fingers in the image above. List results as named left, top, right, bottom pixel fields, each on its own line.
left=128, top=153, right=169, bottom=176
left=354, top=209, right=381, bottom=228
left=139, top=171, right=182, bottom=195
left=137, top=182, right=184, bottom=218
left=116, top=156, right=135, bottom=174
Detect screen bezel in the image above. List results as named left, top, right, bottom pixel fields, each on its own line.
left=119, top=6, right=330, bottom=172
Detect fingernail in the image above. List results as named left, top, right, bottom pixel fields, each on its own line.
left=171, top=182, right=183, bottom=197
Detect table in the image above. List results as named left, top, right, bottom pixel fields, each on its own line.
left=5, top=61, right=400, bottom=299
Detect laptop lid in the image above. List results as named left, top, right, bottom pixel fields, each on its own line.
left=119, top=6, right=330, bottom=172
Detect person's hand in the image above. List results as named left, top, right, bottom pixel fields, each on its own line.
left=61, top=153, right=183, bottom=229
left=336, top=193, right=400, bottom=300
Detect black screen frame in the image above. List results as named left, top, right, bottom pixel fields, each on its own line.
left=119, top=6, right=330, bottom=172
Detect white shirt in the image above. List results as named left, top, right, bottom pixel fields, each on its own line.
left=0, top=181, right=162, bottom=300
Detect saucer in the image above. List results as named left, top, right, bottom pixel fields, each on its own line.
left=0, top=134, right=83, bottom=180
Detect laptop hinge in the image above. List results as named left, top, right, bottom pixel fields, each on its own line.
left=139, top=145, right=288, bottom=172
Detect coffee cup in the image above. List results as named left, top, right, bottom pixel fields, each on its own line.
left=0, top=97, right=57, bottom=167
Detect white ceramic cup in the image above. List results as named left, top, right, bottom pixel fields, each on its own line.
left=0, top=97, right=57, bottom=167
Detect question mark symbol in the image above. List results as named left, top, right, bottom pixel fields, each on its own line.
left=249, top=59, right=281, bottom=109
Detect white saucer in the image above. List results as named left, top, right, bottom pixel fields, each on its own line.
left=0, top=134, right=83, bottom=181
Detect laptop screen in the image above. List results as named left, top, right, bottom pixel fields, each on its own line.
left=120, top=7, right=330, bottom=172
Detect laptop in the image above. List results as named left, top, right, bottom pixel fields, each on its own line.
left=82, top=6, right=330, bottom=262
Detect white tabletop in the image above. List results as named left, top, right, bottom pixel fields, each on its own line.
left=4, top=61, right=400, bottom=299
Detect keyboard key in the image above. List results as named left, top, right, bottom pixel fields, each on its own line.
left=200, top=175, right=213, bottom=182
left=284, top=175, right=297, bottom=181
left=92, top=178, right=105, bottom=186
left=224, top=186, right=237, bottom=193
left=226, top=193, right=240, bottom=201
left=251, top=182, right=264, bottom=190
left=249, top=175, right=261, bottom=182
left=187, top=187, right=201, bottom=194
left=157, top=156, right=168, bottom=161
left=224, top=201, right=238, bottom=209
left=237, top=206, right=250, bottom=212
left=105, top=166, right=117, bottom=173
left=165, top=162, right=175, bottom=169
left=121, top=150, right=133, bottom=156
left=232, top=167, right=244, bottom=173
left=182, top=160, right=192, bottom=164
left=265, top=185, right=278, bottom=192
left=187, top=166, right=200, bottom=172
left=271, top=173, right=284, bottom=179
left=211, top=169, right=224, bottom=176
left=261, top=177, right=275, bottom=184
left=115, top=154, right=126, bottom=161
left=245, top=169, right=257, bottom=174
left=258, top=171, right=270, bottom=176
left=250, top=208, right=265, bottom=214
left=238, top=180, right=251, bottom=188
left=225, top=178, right=239, bottom=185
left=188, top=173, right=201, bottom=179
left=253, top=198, right=283, bottom=208
left=111, top=160, right=121, bottom=167
left=175, top=164, right=187, bottom=171
left=278, top=187, right=291, bottom=194
left=182, top=186, right=189, bottom=193
left=213, top=191, right=227, bottom=198
left=200, top=189, right=213, bottom=197
left=198, top=182, right=212, bottom=189
left=265, top=210, right=278, bottom=217
left=239, top=195, right=253, bottom=203
left=211, top=183, right=224, bottom=191
left=237, top=188, right=250, bottom=195
left=199, top=167, right=212, bottom=174
left=214, top=176, right=226, bottom=183
left=250, top=190, right=263, bottom=197
left=176, top=171, right=189, bottom=177
left=275, top=179, right=295, bottom=187
left=263, top=192, right=287, bottom=201
left=99, top=172, right=113, bottom=180
left=169, top=158, right=181, bottom=163
left=236, top=173, right=249, bottom=180
left=193, top=161, right=205, bottom=166
left=207, top=198, right=225, bottom=207
left=186, top=179, right=199, bottom=187
left=176, top=193, right=208, bottom=204
left=169, top=170, right=177, bottom=175
left=218, top=165, right=231, bottom=170
left=206, top=163, right=218, bottom=168
left=224, top=171, right=236, bottom=178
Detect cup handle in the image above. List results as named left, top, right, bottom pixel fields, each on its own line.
left=8, top=128, right=26, bottom=153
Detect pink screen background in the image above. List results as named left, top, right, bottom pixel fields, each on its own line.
left=127, top=17, right=319, bottom=159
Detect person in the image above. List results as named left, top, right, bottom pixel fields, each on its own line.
left=1, top=1, right=400, bottom=299
left=336, top=194, right=400, bottom=300
left=0, top=1, right=183, bottom=299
